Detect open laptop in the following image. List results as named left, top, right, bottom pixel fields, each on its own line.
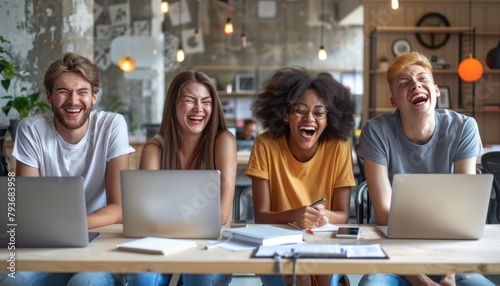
left=378, top=173, right=493, bottom=240
left=0, top=176, right=99, bottom=247
left=121, top=170, right=221, bottom=239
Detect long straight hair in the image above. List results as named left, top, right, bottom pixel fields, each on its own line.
left=158, top=70, right=227, bottom=169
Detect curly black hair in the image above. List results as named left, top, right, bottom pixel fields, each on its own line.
left=252, top=67, right=356, bottom=141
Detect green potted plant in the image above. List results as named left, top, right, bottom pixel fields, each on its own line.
left=378, top=55, right=390, bottom=70
left=0, top=35, right=50, bottom=140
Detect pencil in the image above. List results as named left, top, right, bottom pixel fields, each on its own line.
left=288, top=222, right=314, bottom=235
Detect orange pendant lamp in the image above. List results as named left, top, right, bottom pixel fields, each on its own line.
left=458, top=0, right=483, bottom=82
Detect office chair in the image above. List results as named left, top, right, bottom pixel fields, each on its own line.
left=239, top=186, right=255, bottom=223
left=481, top=151, right=500, bottom=224
left=354, top=181, right=371, bottom=224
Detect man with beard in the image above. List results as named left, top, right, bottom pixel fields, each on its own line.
left=6, top=52, right=134, bottom=286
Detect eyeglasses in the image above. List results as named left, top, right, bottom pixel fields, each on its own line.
left=291, top=103, right=328, bottom=120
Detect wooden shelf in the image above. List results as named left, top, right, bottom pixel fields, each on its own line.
left=373, top=26, right=471, bottom=34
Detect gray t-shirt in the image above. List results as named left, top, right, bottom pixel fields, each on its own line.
left=13, top=110, right=136, bottom=214
left=358, top=109, right=483, bottom=184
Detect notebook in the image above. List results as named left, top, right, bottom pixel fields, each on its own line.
left=121, top=170, right=221, bottom=239
left=378, top=174, right=493, bottom=240
left=222, top=225, right=304, bottom=246
left=0, top=176, right=99, bottom=247
left=116, top=237, right=197, bottom=255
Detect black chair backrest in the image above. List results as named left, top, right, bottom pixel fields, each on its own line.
left=481, top=151, right=500, bottom=224
left=354, top=181, right=371, bottom=224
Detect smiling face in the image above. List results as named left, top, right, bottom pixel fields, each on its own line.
left=284, top=88, right=328, bottom=162
left=390, top=64, right=440, bottom=117
left=47, top=72, right=96, bottom=134
left=175, top=83, right=213, bottom=138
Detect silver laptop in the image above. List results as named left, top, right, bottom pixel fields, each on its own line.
left=121, top=170, right=221, bottom=239
left=378, top=174, right=493, bottom=240
left=0, top=176, right=98, bottom=247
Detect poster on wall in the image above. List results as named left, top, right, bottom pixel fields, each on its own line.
left=169, top=0, right=191, bottom=26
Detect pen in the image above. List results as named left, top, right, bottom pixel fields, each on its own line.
left=288, top=222, right=314, bottom=235
left=310, top=198, right=325, bottom=207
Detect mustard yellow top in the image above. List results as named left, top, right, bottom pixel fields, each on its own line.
left=245, top=132, right=355, bottom=212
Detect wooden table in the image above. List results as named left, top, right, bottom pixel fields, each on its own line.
left=2, top=224, right=500, bottom=275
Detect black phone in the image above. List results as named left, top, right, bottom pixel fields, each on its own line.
left=336, top=227, right=360, bottom=238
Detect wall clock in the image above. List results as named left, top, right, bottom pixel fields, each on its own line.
left=415, top=12, right=451, bottom=49
left=392, top=39, right=412, bottom=56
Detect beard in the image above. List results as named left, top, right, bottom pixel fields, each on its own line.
left=52, top=103, right=93, bottom=130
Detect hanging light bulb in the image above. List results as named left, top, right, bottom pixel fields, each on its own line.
left=241, top=33, right=247, bottom=48
left=194, top=29, right=199, bottom=44
left=318, top=0, right=327, bottom=61
left=318, top=46, right=327, bottom=61
left=118, top=0, right=135, bottom=72
left=118, top=57, right=136, bottom=72
left=176, top=0, right=184, bottom=62
left=224, top=18, right=234, bottom=35
left=391, top=0, right=399, bottom=10
left=241, top=0, right=247, bottom=48
left=458, top=0, right=483, bottom=82
left=161, top=1, right=169, bottom=14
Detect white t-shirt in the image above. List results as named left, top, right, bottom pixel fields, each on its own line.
left=12, top=110, right=136, bottom=214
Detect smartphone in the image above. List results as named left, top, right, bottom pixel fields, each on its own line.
left=336, top=227, right=360, bottom=238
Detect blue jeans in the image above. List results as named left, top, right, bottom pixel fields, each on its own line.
left=359, top=273, right=495, bottom=286
left=0, top=272, right=125, bottom=286
left=127, top=273, right=231, bottom=286
left=260, top=274, right=342, bottom=286
left=126, top=273, right=175, bottom=286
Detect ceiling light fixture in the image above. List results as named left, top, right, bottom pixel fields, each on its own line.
left=224, top=0, right=234, bottom=35
left=458, top=0, right=483, bottom=82
left=318, top=0, right=327, bottom=61
left=118, top=0, right=136, bottom=72
left=161, top=1, right=169, bottom=14
left=391, top=0, right=399, bottom=10
left=176, top=0, right=185, bottom=62
left=240, top=0, right=247, bottom=48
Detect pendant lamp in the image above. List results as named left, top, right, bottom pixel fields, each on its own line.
left=224, top=0, right=234, bottom=35
left=458, top=0, right=483, bottom=82
left=240, top=0, right=247, bottom=48
left=118, top=0, right=136, bottom=72
left=177, top=0, right=185, bottom=62
left=318, top=0, right=327, bottom=61
left=391, top=0, right=399, bottom=10
left=161, top=1, right=169, bottom=14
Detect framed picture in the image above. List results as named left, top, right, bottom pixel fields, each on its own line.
left=257, top=1, right=278, bottom=19
left=235, top=74, right=256, bottom=93
left=437, top=86, right=450, bottom=109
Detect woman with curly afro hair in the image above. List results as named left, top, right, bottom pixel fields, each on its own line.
left=245, top=67, right=356, bottom=286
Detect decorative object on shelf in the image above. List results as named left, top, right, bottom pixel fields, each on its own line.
left=317, top=0, right=327, bottom=61
left=437, top=86, right=451, bottom=109
left=430, top=55, right=451, bottom=69
left=392, top=39, right=411, bottom=56
left=378, top=56, right=389, bottom=70
left=224, top=0, right=233, bottom=35
left=257, top=0, right=277, bottom=19
left=458, top=0, right=483, bottom=83
left=235, top=74, right=256, bottom=93
left=415, top=12, right=451, bottom=49
left=486, top=41, right=500, bottom=69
